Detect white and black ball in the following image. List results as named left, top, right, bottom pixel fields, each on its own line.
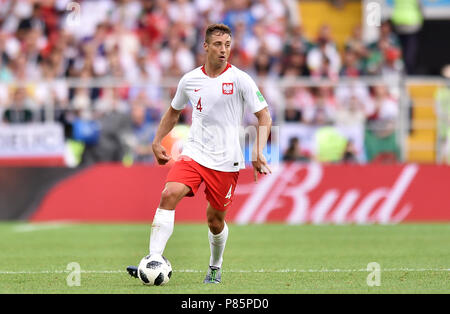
left=137, top=254, right=172, bottom=286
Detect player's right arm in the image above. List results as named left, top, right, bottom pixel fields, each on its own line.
left=152, top=74, right=189, bottom=165
left=152, top=107, right=183, bottom=165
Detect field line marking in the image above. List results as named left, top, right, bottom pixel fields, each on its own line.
left=12, top=223, right=72, bottom=233
left=1, top=268, right=449, bottom=275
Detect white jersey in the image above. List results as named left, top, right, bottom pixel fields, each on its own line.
left=171, top=63, right=268, bottom=172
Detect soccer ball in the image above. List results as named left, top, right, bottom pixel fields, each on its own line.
left=137, top=254, right=172, bottom=286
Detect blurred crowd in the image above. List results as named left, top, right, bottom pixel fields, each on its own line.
left=0, top=0, right=406, bottom=165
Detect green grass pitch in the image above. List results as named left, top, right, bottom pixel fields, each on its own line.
left=0, top=223, right=449, bottom=294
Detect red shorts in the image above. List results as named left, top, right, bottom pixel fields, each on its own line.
left=165, top=156, right=239, bottom=211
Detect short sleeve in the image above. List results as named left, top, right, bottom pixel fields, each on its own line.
left=171, top=75, right=188, bottom=110
left=239, top=71, right=268, bottom=113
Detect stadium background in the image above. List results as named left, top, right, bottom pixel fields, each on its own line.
left=0, top=0, right=450, bottom=224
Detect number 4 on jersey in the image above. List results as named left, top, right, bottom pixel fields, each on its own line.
left=196, top=97, right=203, bottom=112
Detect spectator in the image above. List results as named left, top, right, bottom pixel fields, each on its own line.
left=34, top=58, right=69, bottom=107
left=280, top=50, right=309, bottom=77
left=2, top=87, right=34, bottom=124
left=168, top=0, right=196, bottom=26
left=306, top=25, right=341, bottom=80
left=284, top=105, right=302, bottom=122
left=340, top=50, right=363, bottom=77
left=335, top=95, right=366, bottom=128
left=246, top=21, right=280, bottom=65
left=121, top=103, right=157, bottom=164
left=159, top=34, right=195, bottom=77
left=79, top=96, right=131, bottom=166
left=222, top=0, right=256, bottom=35
left=231, top=20, right=253, bottom=69
left=110, top=0, right=143, bottom=31
left=380, top=45, right=403, bottom=80
left=369, top=19, right=401, bottom=50
left=283, top=87, right=302, bottom=122
left=342, top=140, right=358, bottom=163
left=95, top=87, right=129, bottom=115
left=253, top=47, right=274, bottom=77
left=292, top=86, right=315, bottom=118
left=104, top=22, right=141, bottom=80
left=364, top=84, right=401, bottom=162
left=312, top=124, right=349, bottom=163
left=335, top=80, right=371, bottom=106
left=345, top=25, right=369, bottom=61
left=283, top=137, right=310, bottom=162
left=335, top=92, right=367, bottom=162
left=391, top=0, right=423, bottom=75
left=129, top=87, right=162, bottom=124
left=365, top=37, right=402, bottom=77
left=303, top=86, right=336, bottom=125
left=366, top=84, right=399, bottom=136
left=16, top=2, right=47, bottom=38
left=137, top=0, right=170, bottom=48
left=306, top=38, right=341, bottom=79
left=251, top=0, right=287, bottom=25
left=282, top=25, right=314, bottom=57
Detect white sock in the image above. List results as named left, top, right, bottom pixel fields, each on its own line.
left=208, top=222, right=228, bottom=268
left=149, top=208, right=175, bottom=255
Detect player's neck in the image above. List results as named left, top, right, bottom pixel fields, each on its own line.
left=203, top=61, right=228, bottom=78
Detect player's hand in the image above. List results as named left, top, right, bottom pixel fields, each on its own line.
left=152, top=142, right=171, bottom=165
left=252, top=153, right=271, bottom=182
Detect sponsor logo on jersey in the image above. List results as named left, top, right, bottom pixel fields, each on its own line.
left=222, top=83, right=234, bottom=95
left=256, top=91, right=265, bottom=102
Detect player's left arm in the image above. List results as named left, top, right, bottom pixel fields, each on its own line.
left=252, top=107, right=272, bottom=182
left=238, top=69, right=272, bottom=181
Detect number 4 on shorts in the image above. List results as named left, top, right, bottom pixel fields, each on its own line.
left=225, top=185, right=232, bottom=199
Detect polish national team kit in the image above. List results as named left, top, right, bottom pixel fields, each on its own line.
left=166, top=63, right=268, bottom=210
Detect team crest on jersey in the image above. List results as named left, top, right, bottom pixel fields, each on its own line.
left=222, top=83, right=234, bottom=95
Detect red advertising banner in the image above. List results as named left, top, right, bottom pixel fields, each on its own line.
left=31, top=163, right=450, bottom=223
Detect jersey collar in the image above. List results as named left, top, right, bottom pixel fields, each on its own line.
left=201, top=63, right=231, bottom=77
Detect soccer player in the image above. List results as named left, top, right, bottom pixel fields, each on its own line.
left=127, top=23, right=272, bottom=283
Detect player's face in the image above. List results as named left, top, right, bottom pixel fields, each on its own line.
left=204, top=33, right=231, bottom=66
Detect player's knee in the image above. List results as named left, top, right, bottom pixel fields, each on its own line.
left=207, top=215, right=224, bottom=234
left=160, top=186, right=184, bottom=207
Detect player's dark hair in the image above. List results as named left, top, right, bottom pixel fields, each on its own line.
left=205, top=24, right=232, bottom=43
